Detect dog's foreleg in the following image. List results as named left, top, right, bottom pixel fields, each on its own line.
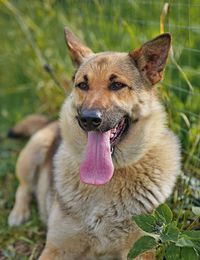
left=8, top=184, right=31, bottom=227
left=39, top=245, right=63, bottom=260
left=8, top=138, right=38, bottom=226
left=134, top=250, right=155, bottom=260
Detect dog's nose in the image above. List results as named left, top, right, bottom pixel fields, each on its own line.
left=78, top=109, right=102, bottom=131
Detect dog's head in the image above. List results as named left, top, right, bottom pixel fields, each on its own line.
left=61, top=28, right=171, bottom=185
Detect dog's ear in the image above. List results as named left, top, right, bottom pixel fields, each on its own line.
left=64, top=27, right=93, bottom=67
left=130, top=33, right=171, bottom=86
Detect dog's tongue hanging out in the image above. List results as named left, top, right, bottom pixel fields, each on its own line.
left=80, top=131, right=114, bottom=185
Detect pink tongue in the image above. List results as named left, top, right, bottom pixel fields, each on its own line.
left=80, top=131, right=114, bottom=185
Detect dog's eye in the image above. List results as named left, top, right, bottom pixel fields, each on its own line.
left=75, top=82, right=89, bottom=91
left=109, top=82, right=126, bottom=91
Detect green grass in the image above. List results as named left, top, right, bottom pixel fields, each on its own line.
left=0, top=136, right=45, bottom=259
left=0, top=0, right=199, bottom=259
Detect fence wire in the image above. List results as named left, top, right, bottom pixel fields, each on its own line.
left=66, top=0, right=200, bottom=174
left=1, top=0, right=200, bottom=175
left=114, top=0, right=200, bottom=174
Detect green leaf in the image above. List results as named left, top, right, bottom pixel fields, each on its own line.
left=128, top=236, right=157, bottom=259
left=191, top=241, right=200, bottom=253
left=160, top=225, right=179, bottom=242
left=192, top=207, right=200, bottom=216
left=165, top=244, right=180, bottom=260
left=155, top=204, right=173, bottom=224
left=180, top=247, right=198, bottom=260
left=176, top=237, right=195, bottom=248
left=133, top=214, right=157, bottom=233
left=179, top=233, right=200, bottom=253
left=182, top=231, right=200, bottom=240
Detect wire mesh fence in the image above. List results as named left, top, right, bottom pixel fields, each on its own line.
left=1, top=0, right=200, bottom=175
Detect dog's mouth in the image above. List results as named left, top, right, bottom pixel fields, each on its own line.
left=80, top=116, right=130, bottom=186
left=110, top=116, right=129, bottom=154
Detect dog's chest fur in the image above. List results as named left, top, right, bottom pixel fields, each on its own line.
left=56, top=168, right=135, bottom=234
left=52, top=139, right=178, bottom=246
left=54, top=164, right=140, bottom=253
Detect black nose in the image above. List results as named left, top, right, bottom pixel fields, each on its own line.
left=78, top=109, right=102, bottom=131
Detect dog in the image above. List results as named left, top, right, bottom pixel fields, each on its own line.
left=8, top=28, right=181, bottom=259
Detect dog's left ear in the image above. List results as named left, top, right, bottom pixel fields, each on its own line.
left=64, top=27, right=93, bottom=67
left=130, top=33, right=171, bottom=86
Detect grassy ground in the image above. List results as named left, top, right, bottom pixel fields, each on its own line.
left=0, top=0, right=199, bottom=259
left=0, top=106, right=45, bottom=259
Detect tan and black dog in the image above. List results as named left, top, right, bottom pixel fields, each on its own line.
left=8, top=28, right=181, bottom=259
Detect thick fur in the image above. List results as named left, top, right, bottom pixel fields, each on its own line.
left=9, top=29, right=181, bottom=260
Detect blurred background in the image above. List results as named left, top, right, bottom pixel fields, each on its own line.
left=0, top=0, right=199, bottom=259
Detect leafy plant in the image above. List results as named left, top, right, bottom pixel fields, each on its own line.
left=129, top=204, right=200, bottom=259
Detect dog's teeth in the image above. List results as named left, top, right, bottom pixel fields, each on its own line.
left=111, top=147, right=114, bottom=154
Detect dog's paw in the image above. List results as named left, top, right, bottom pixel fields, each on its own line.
left=8, top=207, right=30, bottom=227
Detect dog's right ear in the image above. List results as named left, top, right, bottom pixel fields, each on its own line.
left=64, top=27, right=93, bottom=67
